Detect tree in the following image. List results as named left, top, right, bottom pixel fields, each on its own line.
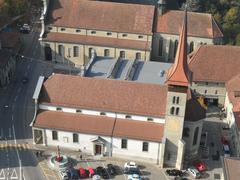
left=181, top=0, right=201, bottom=12
left=236, top=33, right=240, bottom=46
left=223, top=7, right=239, bottom=25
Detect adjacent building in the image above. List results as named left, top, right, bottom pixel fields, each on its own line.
left=152, top=0, right=223, bottom=62
left=40, top=0, right=154, bottom=68
left=32, top=11, right=206, bottom=169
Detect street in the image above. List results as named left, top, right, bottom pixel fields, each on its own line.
left=0, top=20, right=53, bottom=180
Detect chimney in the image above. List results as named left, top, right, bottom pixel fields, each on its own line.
left=157, top=0, right=166, bottom=16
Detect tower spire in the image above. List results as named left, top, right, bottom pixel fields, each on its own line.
left=165, top=8, right=190, bottom=87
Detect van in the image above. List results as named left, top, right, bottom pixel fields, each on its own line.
left=223, top=144, right=231, bottom=157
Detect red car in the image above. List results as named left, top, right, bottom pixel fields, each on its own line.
left=193, top=160, right=207, bottom=172
left=87, top=167, right=95, bottom=177
left=79, top=167, right=88, bottom=178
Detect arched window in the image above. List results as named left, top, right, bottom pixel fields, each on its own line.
left=193, top=127, right=199, bottom=145
left=120, top=51, right=125, bottom=58
left=174, top=40, right=178, bottom=58
left=176, top=107, right=180, bottom=115
left=189, top=42, right=194, bottom=53
left=170, top=107, right=175, bottom=115
left=104, top=49, right=110, bottom=57
left=176, top=97, right=180, bottom=104
left=172, top=96, right=176, bottom=104
left=136, top=52, right=141, bottom=59
left=183, top=127, right=190, bottom=137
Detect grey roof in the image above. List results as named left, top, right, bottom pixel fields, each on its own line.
left=85, top=56, right=173, bottom=85
left=86, top=57, right=118, bottom=78
left=133, top=61, right=172, bottom=85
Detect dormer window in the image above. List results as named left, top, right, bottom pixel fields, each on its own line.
left=107, top=32, right=112, bottom=36
left=91, top=31, right=96, bottom=34
left=122, top=34, right=127, bottom=37
left=60, top=28, right=65, bottom=31
left=100, top=112, right=106, bottom=116
left=147, top=118, right=153, bottom=122
left=76, top=109, right=82, bottom=113
left=125, top=115, right=131, bottom=119
left=48, top=27, right=52, bottom=30
left=138, top=35, right=143, bottom=39
left=56, top=107, right=62, bottom=111
left=76, top=29, right=81, bottom=33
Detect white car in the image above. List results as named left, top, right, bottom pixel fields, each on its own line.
left=124, top=161, right=138, bottom=169
left=92, top=174, right=101, bottom=180
left=59, top=170, right=68, bottom=180
left=128, top=174, right=141, bottom=180
left=188, top=166, right=201, bottom=179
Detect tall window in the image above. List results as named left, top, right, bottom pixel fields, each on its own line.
left=158, top=38, right=163, bottom=56
left=172, top=96, right=176, bottom=104
left=183, top=127, right=190, bottom=137
left=52, top=131, right=58, bottom=140
left=136, top=52, right=141, bottom=59
left=176, top=107, right=180, bottom=115
left=189, top=42, right=194, bottom=53
left=88, top=48, right=93, bottom=58
left=193, top=127, right=199, bottom=145
left=121, top=139, right=127, bottom=149
left=176, top=97, right=180, bottom=104
left=58, top=45, right=64, bottom=56
left=174, top=40, right=178, bottom=58
left=73, top=133, right=79, bottom=143
left=142, top=142, right=149, bottom=152
left=104, top=49, right=110, bottom=57
left=73, top=46, right=79, bottom=57
left=170, top=107, right=175, bottom=115
left=120, top=51, right=125, bottom=58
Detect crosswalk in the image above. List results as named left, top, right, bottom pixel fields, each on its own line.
left=0, top=143, right=30, bottom=151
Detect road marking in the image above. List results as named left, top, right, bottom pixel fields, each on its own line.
left=10, top=169, right=18, bottom=179
left=0, top=169, right=5, bottom=179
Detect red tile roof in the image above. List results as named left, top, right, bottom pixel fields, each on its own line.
left=189, top=45, right=240, bottom=82
left=40, top=74, right=168, bottom=117
left=157, top=10, right=223, bottom=38
left=43, top=32, right=151, bottom=51
left=34, top=110, right=164, bottom=142
left=47, top=0, right=154, bottom=35
left=166, top=10, right=190, bottom=87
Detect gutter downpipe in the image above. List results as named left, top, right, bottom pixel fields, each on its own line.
left=110, top=112, right=117, bottom=157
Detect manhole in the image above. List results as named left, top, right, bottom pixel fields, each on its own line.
left=214, top=173, right=220, bottom=179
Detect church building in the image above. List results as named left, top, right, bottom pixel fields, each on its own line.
left=32, top=10, right=205, bottom=169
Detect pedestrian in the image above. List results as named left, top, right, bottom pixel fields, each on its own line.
left=80, top=154, right=82, bottom=160
left=36, top=151, right=39, bottom=157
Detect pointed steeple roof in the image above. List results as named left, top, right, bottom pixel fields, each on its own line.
left=165, top=9, right=190, bottom=87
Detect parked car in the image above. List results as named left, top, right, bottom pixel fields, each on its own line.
left=69, top=168, right=79, bottom=179
left=128, top=173, right=141, bottom=180
left=124, top=162, right=138, bottom=169
left=193, top=160, right=207, bottom=172
left=87, top=166, right=95, bottom=178
left=92, top=174, right=101, bottom=180
left=96, top=166, right=108, bottom=179
left=79, top=167, right=88, bottom=178
left=165, top=169, right=184, bottom=177
left=20, top=24, right=31, bottom=33
left=107, top=164, right=117, bottom=175
left=124, top=167, right=140, bottom=175
left=223, top=144, right=231, bottom=157
left=187, top=167, right=201, bottom=179
left=59, top=170, right=69, bottom=180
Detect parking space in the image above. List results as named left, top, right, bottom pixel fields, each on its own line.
left=74, top=157, right=168, bottom=180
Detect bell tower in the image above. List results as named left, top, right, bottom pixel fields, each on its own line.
left=163, top=9, right=190, bottom=169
